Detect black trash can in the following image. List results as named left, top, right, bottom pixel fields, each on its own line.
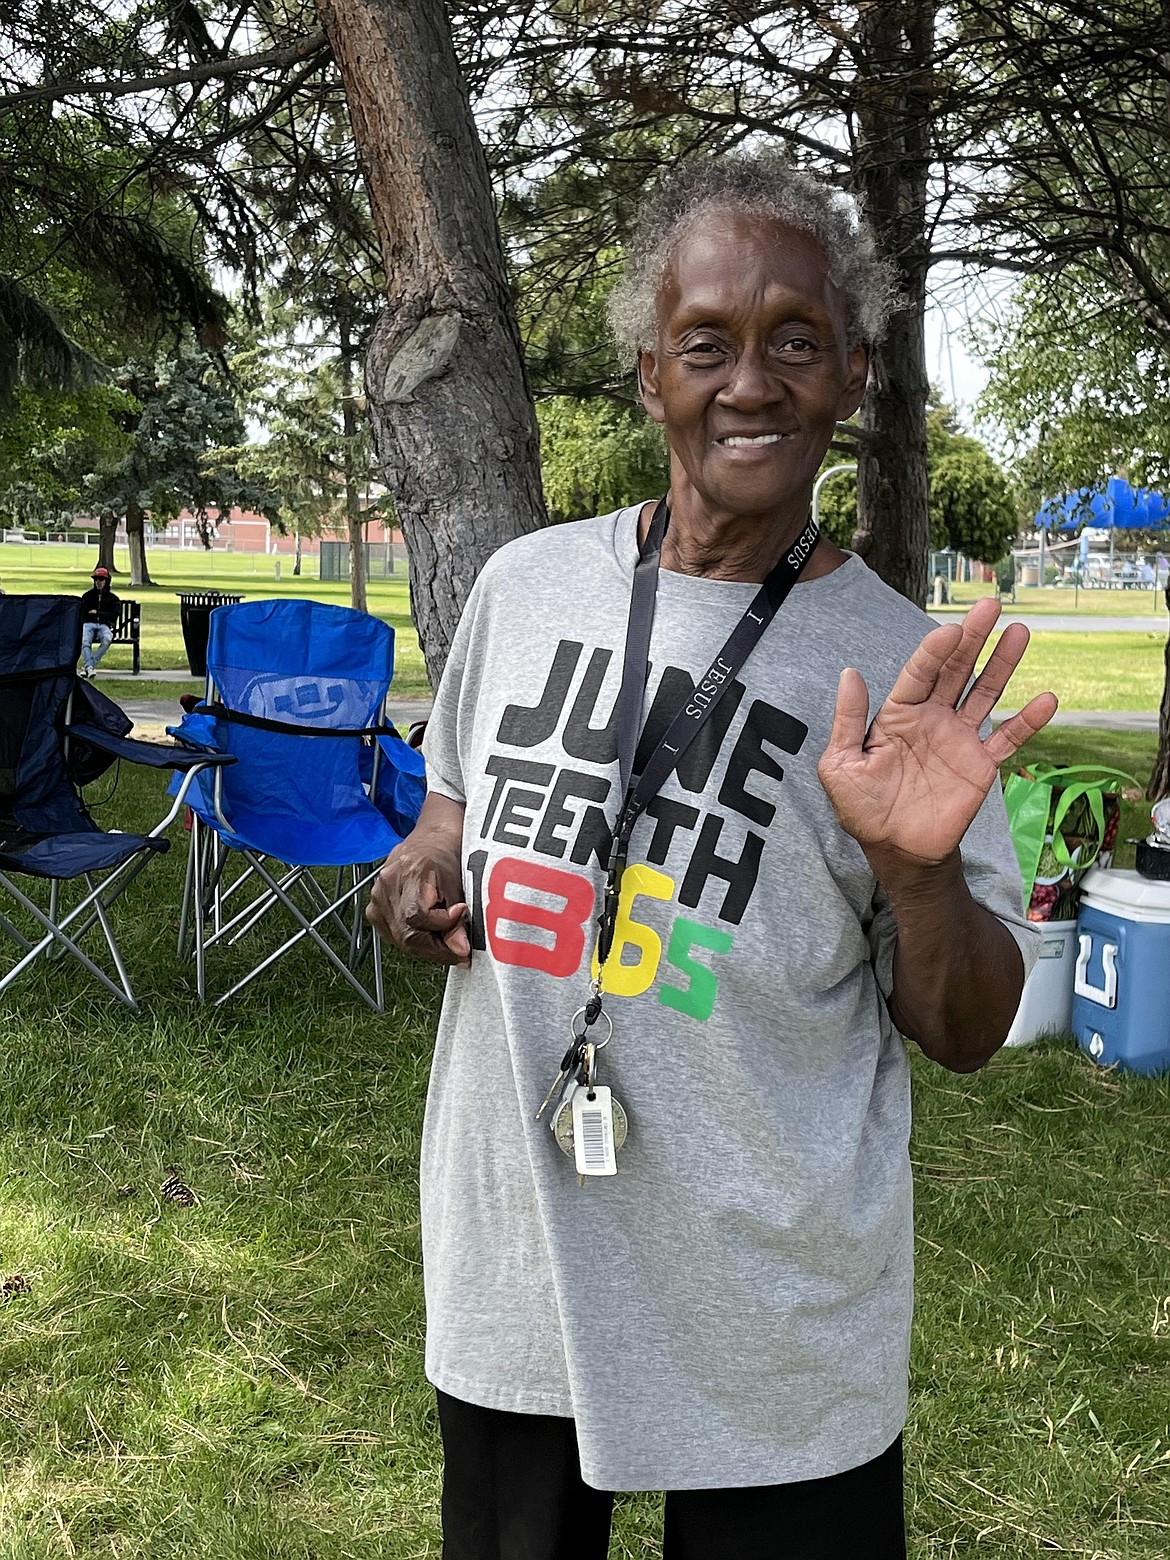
left=177, top=591, right=244, bottom=677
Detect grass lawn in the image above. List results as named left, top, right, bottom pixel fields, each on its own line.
left=942, top=580, right=1169, bottom=619
left=0, top=544, right=431, bottom=699
left=980, top=630, right=1167, bottom=712
left=1, top=723, right=1169, bottom=1557
left=98, top=679, right=202, bottom=704
left=1018, top=727, right=1158, bottom=775
left=6, top=543, right=1170, bottom=711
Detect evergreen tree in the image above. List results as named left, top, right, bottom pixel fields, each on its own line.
left=815, top=403, right=1017, bottom=564
left=229, top=314, right=385, bottom=588
left=85, top=346, right=275, bottom=585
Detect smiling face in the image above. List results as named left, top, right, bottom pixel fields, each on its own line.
left=639, top=209, right=868, bottom=530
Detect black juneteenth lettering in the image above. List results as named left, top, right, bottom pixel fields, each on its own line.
left=496, top=640, right=582, bottom=748
left=718, top=701, right=809, bottom=828
left=678, top=815, right=765, bottom=926
left=562, top=648, right=619, bottom=764
left=480, top=757, right=616, bottom=868
left=480, top=755, right=556, bottom=838
left=472, top=756, right=766, bottom=926
left=533, top=770, right=612, bottom=859
left=494, top=787, right=547, bottom=849
left=568, top=804, right=614, bottom=869
left=497, top=640, right=621, bottom=763
left=643, top=796, right=700, bottom=864
left=465, top=848, right=488, bottom=950
left=486, top=644, right=804, bottom=915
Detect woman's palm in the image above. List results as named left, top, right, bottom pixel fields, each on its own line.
left=818, top=599, right=1058, bottom=866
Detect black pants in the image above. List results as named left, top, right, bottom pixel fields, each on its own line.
left=437, top=1390, right=907, bottom=1560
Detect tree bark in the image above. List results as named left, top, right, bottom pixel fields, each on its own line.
left=1149, top=583, right=1170, bottom=801
left=317, top=0, right=546, bottom=687
left=850, top=1, right=935, bottom=609
left=339, top=321, right=368, bottom=613
left=97, top=514, right=118, bottom=574
left=126, top=499, right=153, bottom=587
left=293, top=529, right=303, bottom=576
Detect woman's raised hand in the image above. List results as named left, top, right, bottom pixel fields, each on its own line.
left=817, top=597, right=1058, bottom=870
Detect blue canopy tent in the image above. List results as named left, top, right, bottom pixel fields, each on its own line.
left=1034, top=477, right=1169, bottom=587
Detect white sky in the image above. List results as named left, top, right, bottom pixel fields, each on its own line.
left=925, top=302, right=987, bottom=424
left=923, top=264, right=1017, bottom=433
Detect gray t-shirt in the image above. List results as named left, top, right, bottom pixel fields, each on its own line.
left=420, top=505, right=1036, bottom=1492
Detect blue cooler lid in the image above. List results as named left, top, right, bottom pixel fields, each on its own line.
left=1079, top=867, right=1170, bottom=924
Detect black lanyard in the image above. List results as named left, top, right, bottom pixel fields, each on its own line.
left=595, top=497, right=820, bottom=971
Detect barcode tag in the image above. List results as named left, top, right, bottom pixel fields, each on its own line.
left=571, top=1086, right=618, bottom=1177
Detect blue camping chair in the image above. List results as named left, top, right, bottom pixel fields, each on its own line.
left=0, top=595, right=233, bottom=1010
left=168, top=598, right=425, bottom=1009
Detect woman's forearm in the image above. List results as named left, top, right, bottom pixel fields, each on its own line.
left=869, top=847, right=1026, bottom=1073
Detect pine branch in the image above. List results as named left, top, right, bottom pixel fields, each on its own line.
left=0, top=32, right=330, bottom=110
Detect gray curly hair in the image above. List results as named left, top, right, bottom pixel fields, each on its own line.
left=607, top=151, right=897, bottom=358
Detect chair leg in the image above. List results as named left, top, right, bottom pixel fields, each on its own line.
left=298, top=869, right=353, bottom=943
left=84, top=872, right=138, bottom=1008
left=47, top=880, right=65, bottom=961
left=347, top=866, right=362, bottom=967
left=178, top=823, right=195, bottom=959
left=0, top=869, right=145, bottom=1009
left=217, top=865, right=301, bottom=948
left=211, top=857, right=384, bottom=1010
left=193, top=814, right=207, bottom=1000
left=373, top=919, right=384, bottom=1010
left=0, top=901, right=33, bottom=952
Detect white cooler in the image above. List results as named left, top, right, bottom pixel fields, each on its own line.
left=1003, top=919, right=1078, bottom=1048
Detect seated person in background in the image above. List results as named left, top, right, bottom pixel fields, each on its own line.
left=79, top=566, right=121, bottom=677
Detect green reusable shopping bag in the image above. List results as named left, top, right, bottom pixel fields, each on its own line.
left=1002, top=762, right=1139, bottom=907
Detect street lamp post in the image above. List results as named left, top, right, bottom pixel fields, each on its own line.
left=812, top=463, right=858, bottom=530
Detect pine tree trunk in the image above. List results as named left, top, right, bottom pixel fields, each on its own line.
left=1149, top=587, right=1170, bottom=800
left=339, top=329, right=368, bottom=614
left=850, top=1, right=935, bottom=609
left=317, top=0, right=547, bottom=687
left=346, top=504, right=367, bottom=612
left=126, top=500, right=153, bottom=587
left=97, top=514, right=118, bottom=574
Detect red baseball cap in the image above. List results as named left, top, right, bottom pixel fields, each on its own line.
left=92, top=566, right=111, bottom=579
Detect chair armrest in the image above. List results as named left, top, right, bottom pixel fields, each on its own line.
left=66, top=723, right=237, bottom=772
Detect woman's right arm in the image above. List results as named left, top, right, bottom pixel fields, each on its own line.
left=365, top=792, right=471, bottom=966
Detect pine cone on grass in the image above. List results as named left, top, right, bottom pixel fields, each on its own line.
left=160, top=1169, right=196, bottom=1207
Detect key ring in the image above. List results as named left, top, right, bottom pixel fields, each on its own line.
left=570, top=1005, right=612, bottom=1050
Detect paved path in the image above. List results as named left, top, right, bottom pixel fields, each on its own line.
left=928, top=611, right=1167, bottom=632
left=93, top=668, right=199, bottom=682
left=88, top=672, right=431, bottom=726
left=997, top=708, right=1158, bottom=731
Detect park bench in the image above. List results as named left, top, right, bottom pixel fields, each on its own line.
left=110, top=598, right=141, bottom=673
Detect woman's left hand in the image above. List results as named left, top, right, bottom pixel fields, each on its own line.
left=817, top=597, right=1058, bottom=870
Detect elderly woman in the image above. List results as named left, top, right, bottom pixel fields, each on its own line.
left=367, top=153, right=1056, bottom=1560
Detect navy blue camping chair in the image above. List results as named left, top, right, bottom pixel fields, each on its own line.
left=0, top=595, right=233, bottom=1010
left=167, top=598, right=424, bottom=1009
